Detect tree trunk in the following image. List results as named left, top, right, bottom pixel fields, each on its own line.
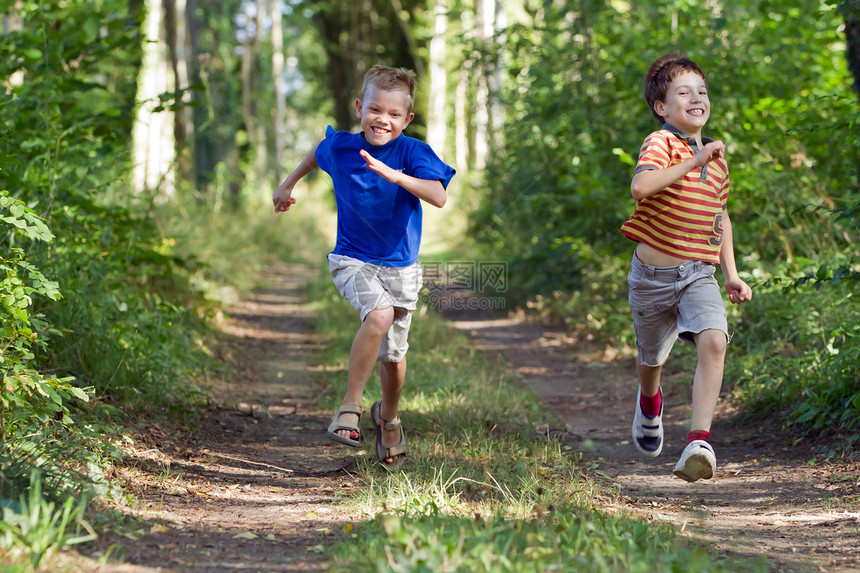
left=312, top=4, right=353, bottom=131
left=488, top=0, right=505, bottom=154
left=426, top=0, right=448, bottom=156
left=4, top=1, right=24, bottom=88
left=253, top=0, right=267, bottom=189
left=455, top=66, right=470, bottom=172
left=846, top=17, right=860, bottom=101
left=240, top=1, right=255, bottom=161
left=390, top=0, right=424, bottom=77
left=473, top=0, right=492, bottom=169
left=455, top=7, right=474, bottom=172
left=164, top=0, right=192, bottom=181
left=186, top=0, right=210, bottom=191
left=133, top=0, right=176, bottom=195
left=271, top=0, right=286, bottom=185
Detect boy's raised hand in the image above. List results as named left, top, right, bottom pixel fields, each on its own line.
left=725, top=276, right=752, bottom=305
left=696, top=140, right=726, bottom=167
left=359, top=149, right=400, bottom=184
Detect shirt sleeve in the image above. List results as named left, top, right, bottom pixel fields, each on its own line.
left=633, top=131, right=671, bottom=175
left=406, top=141, right=456, bottom=188
left=314, top=125, right=338, bottom=174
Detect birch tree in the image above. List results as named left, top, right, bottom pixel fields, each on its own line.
left=270, top=0, right=287, bottom=184
left=473, top=0, right=490, bottom=169
left=426, top=0, right=448, bottom=156
left=133, top=0, right=176, bottom=195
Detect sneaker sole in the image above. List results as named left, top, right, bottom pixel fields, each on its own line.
left=673, top=452, right=715, bottom=482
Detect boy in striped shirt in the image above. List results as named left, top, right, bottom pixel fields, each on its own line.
left=620, top=53, right=752, bottom=482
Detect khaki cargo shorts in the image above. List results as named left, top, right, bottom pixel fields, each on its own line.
left=328, top=254, right=423, bottom=362
left=628, top=253, right=729, bottom=367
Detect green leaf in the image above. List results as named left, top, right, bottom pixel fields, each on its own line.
left=67, top=386, right=90, bottom=402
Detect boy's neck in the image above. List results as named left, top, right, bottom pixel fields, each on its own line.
left=662, top=122, right=707, bottom=148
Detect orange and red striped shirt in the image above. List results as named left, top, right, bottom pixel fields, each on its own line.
left=620, top=126, right=729, bottom=264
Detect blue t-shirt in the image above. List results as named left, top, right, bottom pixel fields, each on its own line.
left=315, top=126, right=456, bottom=267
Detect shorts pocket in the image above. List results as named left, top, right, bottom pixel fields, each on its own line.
left=633, top=304, right=667, bottom=318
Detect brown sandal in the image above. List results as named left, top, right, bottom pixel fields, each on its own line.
left=326, top=403, right=363, bottom=447
left=371, top=400, right=406, bottom=468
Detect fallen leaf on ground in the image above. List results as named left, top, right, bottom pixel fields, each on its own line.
left=234, top=531, right=258, bottom=539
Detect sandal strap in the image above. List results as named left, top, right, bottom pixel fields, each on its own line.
left=380, top=417, right=401, bottom=431
left=382, top=440, right=407, bottom=458
left=338, top=403, right=363, bottom=416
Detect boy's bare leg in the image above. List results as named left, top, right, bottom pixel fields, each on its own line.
left=335, top=307, right=395, bottom=440
left=378, top=358, right=406, bottom=463
left=690, top=329, right=727, bottom=432
left=637, top=361, right=662, bottom=398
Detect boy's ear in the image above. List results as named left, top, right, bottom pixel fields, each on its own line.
left=654, top=100, right=667, bottom=118
left=404, top=112, right=415, bottom=128
left=355, top=98, right=362, bottom=118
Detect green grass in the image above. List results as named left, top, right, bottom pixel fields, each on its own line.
left=0, top=472, right=95, bottom=570
left=307, top=270, right=767, bottom=573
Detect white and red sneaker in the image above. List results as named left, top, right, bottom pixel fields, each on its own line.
left=673, top=440, right=716, bottom=482
left=631, top=387, right=663, bottom=457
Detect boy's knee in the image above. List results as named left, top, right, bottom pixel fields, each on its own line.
left=695, top=329, right=727, bottom=356
left=363, top=307, right=395, bottom=333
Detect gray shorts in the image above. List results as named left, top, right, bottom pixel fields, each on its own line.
left=328, top=254, right=423, bottom=362
left=628, top=254, right=728, bottom=367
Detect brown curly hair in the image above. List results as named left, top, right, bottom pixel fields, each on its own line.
left=644, top=53, right=707, bottom=124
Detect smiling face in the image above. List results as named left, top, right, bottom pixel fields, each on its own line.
left=355, top=85, right=414, bottom=146
left=654, top=70, right=710, bottom=139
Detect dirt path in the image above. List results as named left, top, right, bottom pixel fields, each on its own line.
left=447, top=311, right=860, bottom=573
left=87, top=263, right=355, bottom=572
left=86, top=264, right=859, bottom=572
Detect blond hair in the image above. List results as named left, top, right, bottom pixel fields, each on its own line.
left=360, top=65, right=417, bottom=113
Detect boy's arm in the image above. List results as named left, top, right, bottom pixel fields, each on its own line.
left=630, top=140, right=726, bottom=200
left=718, top=209, right=753, bottom=305
left=273, top=142, right=320, bottom=213
left=359, top=149, right=447, bottom=208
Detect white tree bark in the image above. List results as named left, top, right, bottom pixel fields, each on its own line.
left=426, top=0, right=448, bottom=156
left=254, top=0, right=268, bottom=189
left=473, top=0, right=491, bottom=169
left=271, top=0, right=286, bottom=185
left=133, top=0, right=176, bottom=195
left=455, top=7, right=474, bottom=172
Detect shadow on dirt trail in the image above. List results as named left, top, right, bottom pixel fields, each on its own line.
left=87, top=263, right=354, bottom=572
left=446, top=309, right=860, bottom=573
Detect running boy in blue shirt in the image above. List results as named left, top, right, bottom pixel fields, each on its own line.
left=272, top=65, right=455, bottom=468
